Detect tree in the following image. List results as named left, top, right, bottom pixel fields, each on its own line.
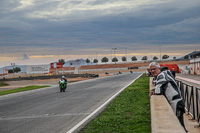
left=13, top=67, right=21, bottom=73
left=93, top=59, right=98, bottom=63
left=86, top=58, right=90, bottom=64
left=58, top=59, right=65, bottom=65
left=8, top=69, right=14, bottom=73
left=141, top=56, right=148, bottom=60
left=122, top=56, right=127, bottom=62
left=101, top=57, right=109, bottom=64
left=153, top=56, right=158, bottom=61
left=8, top=67, right=21, bottom=73
left=131, top=56, right=137, bottom=61
left=162, top=54, right=169, bottom=59
left=184, top=55, right=189, bottom=59
left=112, top=57, right=118, bottom=64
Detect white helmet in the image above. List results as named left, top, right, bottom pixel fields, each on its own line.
left=62, top=76, right=65, bottom=78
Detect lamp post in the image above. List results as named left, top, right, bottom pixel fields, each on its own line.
left=11, top=63, right=15, bottom=73
left=112, top=48, right=117, bottom=57
left=111, top=50, right=112, bottom=62
left=125, top=48, right=127, bottom=62
left=96, top=52, right=98, bottom=65
left=159, top=45, right=161, bottom=60
left=91, top=53, right=92, bottom=65
left=112, top=48, right=117, bottom=64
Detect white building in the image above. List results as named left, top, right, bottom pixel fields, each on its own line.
left=190, top=53, right=200, bottom=75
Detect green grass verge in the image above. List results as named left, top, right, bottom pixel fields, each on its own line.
left=0, top=85, right=50, bottom=96
left=81, top=74, right=150, bottom=133
left=0, top=82, right=8, bottom=87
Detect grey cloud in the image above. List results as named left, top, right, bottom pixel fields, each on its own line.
left=88, top=0, right=111, bottom=5
left=0, top=0, right=199, bottom=57
left=19, top=54, right=30, bottom=60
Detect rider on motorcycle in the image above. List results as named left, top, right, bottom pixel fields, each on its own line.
left=59, top=76, right=68, bottom=92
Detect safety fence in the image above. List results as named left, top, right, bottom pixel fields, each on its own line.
left=176, top=80, right=200, bottom=126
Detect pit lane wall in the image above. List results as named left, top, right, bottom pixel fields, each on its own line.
left=150, top=77, right=185, bottom=133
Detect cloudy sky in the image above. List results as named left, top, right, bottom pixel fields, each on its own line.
left=0, top=0, right=200, bottom=67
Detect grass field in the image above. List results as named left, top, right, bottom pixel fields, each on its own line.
left=81, top=74, right=150, bottom=133
left=0, top=85, right=50, bottom=96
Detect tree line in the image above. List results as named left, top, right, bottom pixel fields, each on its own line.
left=86, top=54, right=171, bottom=64
left=59, top=54, right=173, bottom=65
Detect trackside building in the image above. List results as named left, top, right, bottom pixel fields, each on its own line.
left=190, top=52, right=200, bottom=75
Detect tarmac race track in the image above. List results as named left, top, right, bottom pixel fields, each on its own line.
left=0, top=72, right=142, bottom=133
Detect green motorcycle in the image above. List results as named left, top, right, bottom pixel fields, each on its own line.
left=59, top=80, right=67, bottom=92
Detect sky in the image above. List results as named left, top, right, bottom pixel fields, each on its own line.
left=0, top=0, right=200, bottom=68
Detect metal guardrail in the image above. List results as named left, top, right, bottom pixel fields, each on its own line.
left=176, top=80, right=200, bottom=126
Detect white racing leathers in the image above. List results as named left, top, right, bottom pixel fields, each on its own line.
left=155, top=70, right=185, bottom=114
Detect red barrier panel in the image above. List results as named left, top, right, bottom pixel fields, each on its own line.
left=160, top=64, right=180, bottom=73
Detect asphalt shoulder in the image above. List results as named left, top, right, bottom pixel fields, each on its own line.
left=176, top=74, right=200, bottom=87
left=176, top=73, right=200, bottom=82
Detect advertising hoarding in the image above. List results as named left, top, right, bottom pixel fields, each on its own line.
left=50, top=63, right=63, bottom=68
left=27, top=65, right=49, bottom=74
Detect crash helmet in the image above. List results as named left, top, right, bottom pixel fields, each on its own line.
left=62, top=76, right=65, bottom=79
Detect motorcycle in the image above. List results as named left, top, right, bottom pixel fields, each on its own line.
left=59, top=80, right=67, bottom=92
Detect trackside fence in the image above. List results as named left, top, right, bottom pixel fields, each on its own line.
left=176, top=80, right=200, bottom=126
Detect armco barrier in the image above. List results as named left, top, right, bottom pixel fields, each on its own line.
left=150, top=77, right=185, bottom=133
left=177, top=80, right=200, bottom=126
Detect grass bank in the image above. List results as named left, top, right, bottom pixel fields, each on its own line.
left=0, top=82, right=8, bottom=87
left=81, top=74, right=150, bottom=133
left=0, top=85, right=50, bottom=96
